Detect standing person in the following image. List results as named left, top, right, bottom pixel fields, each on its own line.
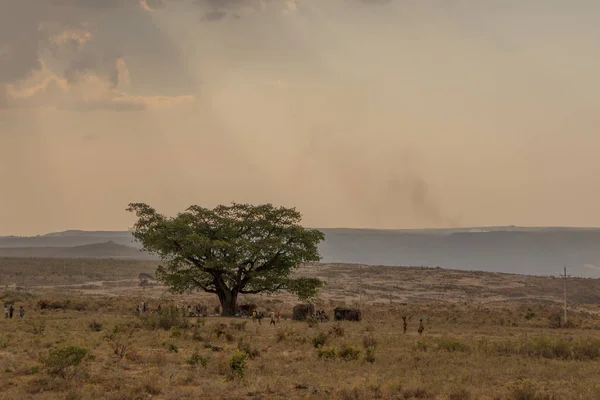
left=19, top=306, right=24, bottom=318
left=270, top=311, right=276, bottom=326
left=252, top=310, right=257, bottom=322
left=9, top=305, right=14, bottom=319
left=135, top=305, right=140, bottom=314
left=402, top=316, right=408, bottom=334
left=418, top=317, right=424, bottom=335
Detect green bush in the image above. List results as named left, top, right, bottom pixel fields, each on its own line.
left=167, top=343, right=178, bottom=353
left=365, top=346, right=376, bottom=363
left=312, top=332, right=328, bottom=348
left=237, top=338, right=260, bottom=359
left=186, top=349, right=209, bottom=367
left=339, top=345, right=361, bottom=361
left=317, top=346, right=337, bottom=360
left=89, top=320, right=103, bottom=332
left=43, top=346, right=89, bottom=378
left=228, top=349, right=248, bottom=380
left=0, top=334, right=12, bottom=349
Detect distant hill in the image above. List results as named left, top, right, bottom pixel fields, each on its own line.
left=1, top=227, right=600, bottom=277
left=0, top=231, right=140, bottom=248
left=0, top=241, right=154, bottom=259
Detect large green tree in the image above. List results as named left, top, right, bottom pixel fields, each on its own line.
left=127, top=202, right=325, bottom=316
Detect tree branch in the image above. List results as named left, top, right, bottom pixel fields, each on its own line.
left=191, top=278, right=218, bottom=294
left=240, top=283, right=284, bottom=294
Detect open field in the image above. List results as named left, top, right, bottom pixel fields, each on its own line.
left=2, top=258, right=600, bottom=399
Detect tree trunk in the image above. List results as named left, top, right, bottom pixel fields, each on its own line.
left=217, top=289, right=238, bottom=317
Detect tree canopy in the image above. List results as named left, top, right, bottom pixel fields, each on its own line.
left=127, top=202, right=325, bottom=316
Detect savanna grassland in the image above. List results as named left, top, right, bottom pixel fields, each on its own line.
left=2, top=258, right=600, bottom=400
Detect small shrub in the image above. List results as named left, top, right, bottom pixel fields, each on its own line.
left=402, top=387, right=435, bottom=399
left=449, top=388, right=472, bottom=400
left=105, top=327, right=135, bottom=362
left=168, top=343, right=178, bottom=353
left=328, top=323, right=345, bottom=337
left=29, top=319, right=46, bottom=335
left=436, top=337, right=470, bottom=353
left=313, top=332, right=328, bottom=348
left=276, top=329, right=288, bottom=343
left=363, top=335, right=377, bottom=349
left=548, top=312, right=562, bottom=329
left=230, top=321, right=246, bottom=331
left=307, top=317, right=319, bottom=328
left=140, top=379, right=162, bottom=396
left=192, top=327, right=205, bottom=342
left=142, top=306, right=189, bottom=331
left=525, top=312, right=535, bottom=320
left=228, top=349, right=248, bottom=380
left=43, top=346, right=89, bottom=378
left=89, top=320, right=103, bottom=332
left=317, top=346, right=337, bottom=360
left=0, top=334, right=12, bottom=349
left=415, top=340, right=428, bottom=352
left=365, top=346, right=376, bottom=363
left=225, top=332, right=235, bottom=342
left=170, top=326, right=182, bottom=338
left=339, top=345, right=361, bottom=361
left=488, top=336, right=600, bottom=361
left=203, top=343, right=223, bottom=352
left=186, top=349, right=209, bottom=367
left=237, top=338, right=260, bottom=359
left=506, top=379, right=551, bottom=400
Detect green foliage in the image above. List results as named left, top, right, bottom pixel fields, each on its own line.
left=228, top=349, right=248, bottom=380
left=0, top=333, right=12, bottom=349
left=363, top=335, right=377, bottom=363
left=365, top=346, right=376, bottom=363
left=89, top=320, right=103, bottom=332
left=237, top=337, right=260, bottom=359
left=316, top=346, right=337, bottom=360
left=127, top=202, right=325, bottom=315
left=338, top=345, right=361, bottom=361
left=43, top=346, right=89, bottom=378
left=312, top=332, right=328, bottom=348
left=167, top=343, right=178, bottom=353
left=186, top=349, right=209, bottom=367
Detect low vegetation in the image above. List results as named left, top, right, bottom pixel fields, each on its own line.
left=2, top=258, right=600, bottom=399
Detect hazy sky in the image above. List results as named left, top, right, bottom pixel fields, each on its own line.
left=1, top=0, right=600, bottom=236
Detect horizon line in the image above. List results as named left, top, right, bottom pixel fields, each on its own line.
left=3, top=225, right=600, bottom=238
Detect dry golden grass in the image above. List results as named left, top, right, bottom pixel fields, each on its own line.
left=1, top=258, right=600, bottom=399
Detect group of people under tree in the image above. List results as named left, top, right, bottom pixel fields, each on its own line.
left=315, top=309, right=329, bottom=321
left=3, top=302, right=24, bottom=319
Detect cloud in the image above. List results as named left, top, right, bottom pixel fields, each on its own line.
left=0, top=0, right=194, bottom=111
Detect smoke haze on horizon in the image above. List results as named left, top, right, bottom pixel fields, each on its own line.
left=1, top=0, right=599, bottom=236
